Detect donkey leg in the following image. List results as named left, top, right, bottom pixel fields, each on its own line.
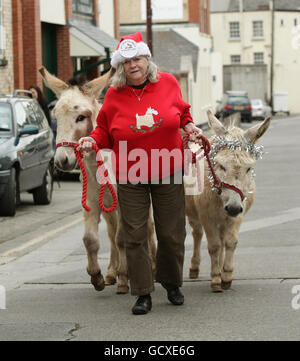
left=221, top=237, right=238, bottom=290
left=83, top=207, right=105, bottom=291
left=205, top=225, right=223, bottom=292
left=188, top=219, right=203, bottom=279
left=102, top=212, right=119, bottom=286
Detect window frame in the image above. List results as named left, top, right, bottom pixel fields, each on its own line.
left=230, top=55, right=241, bottom=64
left=229, top=21, right=240, bottom=40
left=252, top=20, right=264, bottom=39
left=72, top=0, right=94, bottom=17
left=254, top=52, right=264, bottom=64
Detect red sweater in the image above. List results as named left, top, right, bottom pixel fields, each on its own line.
left=90, top=72, right=193, bottom=182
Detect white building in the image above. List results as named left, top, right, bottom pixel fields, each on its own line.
left=211, top=0, right=300, bottom=114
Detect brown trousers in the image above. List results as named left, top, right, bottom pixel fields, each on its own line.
left=117, top=174, right=186, bottom=296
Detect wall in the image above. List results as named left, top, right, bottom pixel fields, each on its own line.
left=119, top=0, right=189, bottom=24
left=175, top=26, right=220, bottom=125
left=99, top=0, right=115, bottom=38
left=223, top=64, right=268, bottom=100
left=0, top=0, right=14, bottom=94
left=273, top=11, right=300, bottom=113
left=211, top=10, right=272, bottom=98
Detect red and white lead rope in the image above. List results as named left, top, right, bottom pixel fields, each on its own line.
left=182, top=133, right=245, bottom=201
left=56, top=142, right=118, bottom=213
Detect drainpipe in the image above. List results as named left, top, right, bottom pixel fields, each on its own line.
left=270, top=0, right=275, bottom=109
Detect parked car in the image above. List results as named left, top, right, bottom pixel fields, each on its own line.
left=215, top=91, right=252, bottom=123
left=251, top=99, right=272, bottom=120
left=0, top=90, right=54, bottom=216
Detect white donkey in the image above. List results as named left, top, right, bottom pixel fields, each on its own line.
left=40, top=67, right=156, bottom=294
left=186, top=110, right=270, bottom=292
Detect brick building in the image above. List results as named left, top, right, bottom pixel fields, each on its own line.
left=10, top=0, right=118, bottom=99
left=0, top=0, right=14, bottom=94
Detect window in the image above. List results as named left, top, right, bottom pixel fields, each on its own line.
left=30, top=100, right=49, bottom=129
left=72, top=0, right=93, bottom=16
left=280, top=19, right=284, bottom=26
left=253, top=21, right=264, bottom=38
left=231, top=55, right=241, bottom=64
left=0, top=103, right=12, bottom=132
left=254, top=52, right=264, bottom=64
left=229, top=22, right=240, bottom=39
left=294, top=19, right=298, bottom=26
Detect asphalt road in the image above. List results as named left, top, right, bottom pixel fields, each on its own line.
left=0, top=116, right=299, bottom=342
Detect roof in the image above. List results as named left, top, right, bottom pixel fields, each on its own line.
left=68, top=18, right=118, bottom=50
left=120, top=28, right=199, bottom=79
left=210, top=0, right=300, bottom=12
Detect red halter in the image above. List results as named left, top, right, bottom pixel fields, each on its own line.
left=56, top=142, right=118, bottom=212
left=182, top=133, right=245, bottom=201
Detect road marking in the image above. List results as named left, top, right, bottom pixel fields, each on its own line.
left=240, top=207, right=300, bottom=233
left=186, top=207, right=300, bottom=245
left=0, top=216, right=83, bottom=258
left=1, top=207, right=300, bottom=258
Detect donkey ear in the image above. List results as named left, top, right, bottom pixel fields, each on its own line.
left=207, top=109, right=228, bottom=137
left=39, top=66, right=69, bottom=98
left=244, top=117, right=271, bottom=143
left=82, top=68, right=115, bottom=99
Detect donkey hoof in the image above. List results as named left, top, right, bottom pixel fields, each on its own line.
left=91, top=272, right=105, bottom=291
left=189, top=268, right=199, bottom=279
left=211, top=283, right=223, bottom=293
left=105, top=275, right=117, bottom=286
left=116, top=285, right=129, bottom=294
left=221, top=280, right=232, bottom=290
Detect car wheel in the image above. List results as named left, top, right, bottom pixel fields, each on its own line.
left=0, top=168, right=17, bottom=217
left=32, top=163, right=54, bottom=205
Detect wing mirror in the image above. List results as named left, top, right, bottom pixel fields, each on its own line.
left=14, top=124, right=39, bottom=146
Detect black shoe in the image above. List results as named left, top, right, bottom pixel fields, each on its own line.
left=162, top=284, right=184, bottom=305
left=132, top=295, right=152, bottom=315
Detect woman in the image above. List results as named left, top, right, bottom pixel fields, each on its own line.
left=79, top=32, right=202, bottom=315
left=29, top=85, right=51, bottom=126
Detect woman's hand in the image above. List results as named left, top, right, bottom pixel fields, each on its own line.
left=184, top=122, right=203, bottom=143
left=77, top=136, right=96, bottom=152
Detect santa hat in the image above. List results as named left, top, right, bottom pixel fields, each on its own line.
left=110, top=32, right=151, bottom=68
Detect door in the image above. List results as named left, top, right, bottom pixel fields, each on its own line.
left=42, top=22, right=58, bottom=103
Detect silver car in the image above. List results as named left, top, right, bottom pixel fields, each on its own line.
left=251, top=99, right=272, bottom=120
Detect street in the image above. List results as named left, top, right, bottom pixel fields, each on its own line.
left=0, top=115, right=300, bottom=341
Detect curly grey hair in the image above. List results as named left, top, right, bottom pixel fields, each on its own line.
left=110, top=57, right=159, bottom=89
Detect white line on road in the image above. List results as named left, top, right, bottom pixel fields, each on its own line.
left=1, top=207, right=300, bottom=258
left=0, top=216, right=83, bottom=258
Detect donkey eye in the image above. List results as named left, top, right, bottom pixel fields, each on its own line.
left=246, top=167, right=251, bottom=173
left=76, top=115, right=86, bottom=122
left=219, top=164, right=226, bottom=172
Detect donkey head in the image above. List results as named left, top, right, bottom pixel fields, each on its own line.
left=39, top=66, right=112, bottom=171
left=207, top=110, right=271, bottom=217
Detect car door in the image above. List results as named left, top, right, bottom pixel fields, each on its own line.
left=15, top=101, right=42, bottom=191
left=29, top=99, right=54, bottom=178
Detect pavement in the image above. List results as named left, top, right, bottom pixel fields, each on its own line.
left=0, top=116, right=300, bottom=341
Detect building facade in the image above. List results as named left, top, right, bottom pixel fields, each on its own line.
left=0, top=0, right=14, bottom=94
left=211, top=0, right=300, bottom=113
left=120, top=0, right=221, bottom=125
left=8, top=0, right=118, bottom=100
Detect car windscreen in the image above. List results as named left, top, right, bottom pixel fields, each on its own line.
left=227, top=96, right=250, bottom=106
left=0, top=103, right=13, bottom=132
